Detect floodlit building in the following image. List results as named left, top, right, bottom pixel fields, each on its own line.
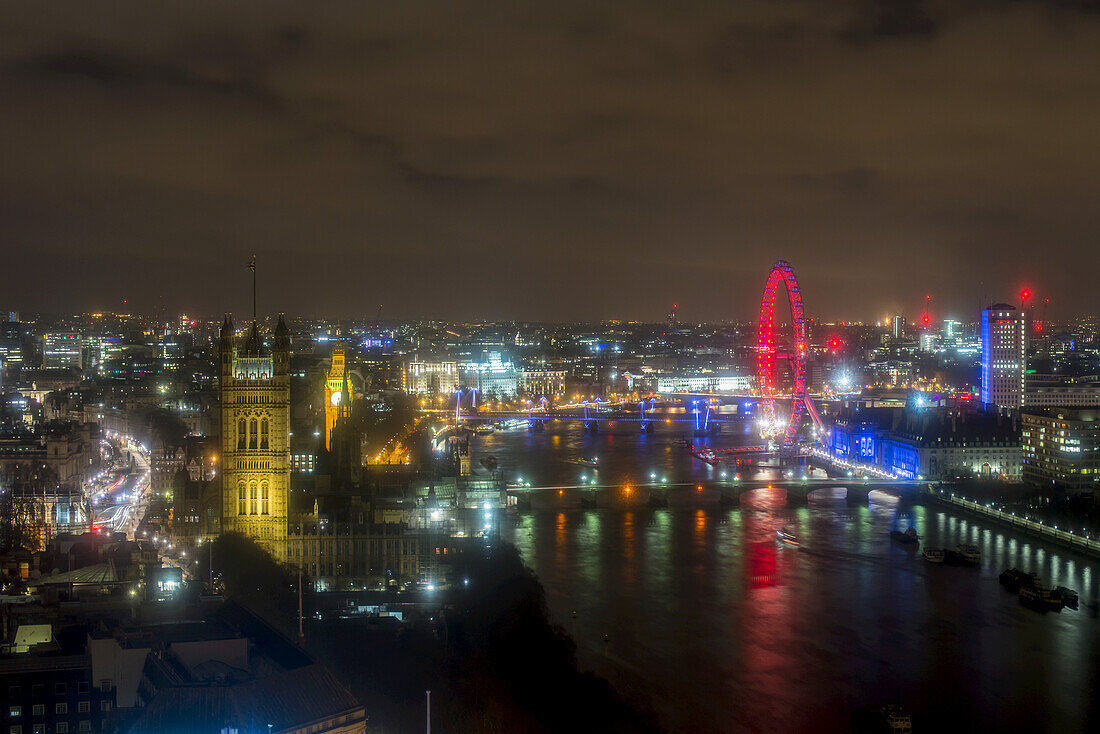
left=656, top=374, right=753, bottom=393
left=830, top=404, right=1021, bottom=480
left=219, top=314, right=290, bottom=562
left=980, top=304, right=1026, bottom=409
left=462, top=358, right=519, bottom=398
left=324, top=343, right=350, bottom=449
left=403, top=361, right=458, bottom=395
left=519, top=369, right=568, bottom=398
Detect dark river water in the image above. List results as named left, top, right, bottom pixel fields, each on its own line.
left=475, top=422, right=1100, bottom=733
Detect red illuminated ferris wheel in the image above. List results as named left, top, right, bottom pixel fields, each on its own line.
left=756, top=260, right=807, bottom=447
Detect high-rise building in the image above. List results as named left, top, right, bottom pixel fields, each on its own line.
left=324, top=343, right=348, bottom=449
left=42, top=332, right=83, bottom=369
left=980, top=304, right=1026, bottom=409
left=219, top=314, right=290, bottom=562
left=892, top=315, right=906, bottom=341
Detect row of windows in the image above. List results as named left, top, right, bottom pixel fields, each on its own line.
left=11, top=721, right=96, bottom=732
left=9, top=701, right=106, bottom=716
left=237, top=481, right=270, bottom=515
left=8, top=684, right=90, bottom=697
left=236, top=417, right=270, bottom=450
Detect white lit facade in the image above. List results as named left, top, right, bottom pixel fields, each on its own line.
left=980, top=305, right=1026, bottom=409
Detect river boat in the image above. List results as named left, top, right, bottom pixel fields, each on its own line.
left=922, top=547, right=945, bottom=563
left=776, top=527, right=800, bottom=546
left=890, top=527, right=919, bottom=544
left=955, top=544, right=980, bottom=564
left=476, top=425, right=496, bottom=435
left=999, top=568, right=1040, bottom=592
left=1053, top=586, right=1079, bottom=609
left=1019, top=584, right=1063, bottom=612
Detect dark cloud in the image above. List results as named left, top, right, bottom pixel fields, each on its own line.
left=0, top=0, right=1099, bottom=321
left=841, top=0, right=939, bottom=44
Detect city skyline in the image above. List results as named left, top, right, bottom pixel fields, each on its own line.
left=3, top=1, right=1100, bottom=319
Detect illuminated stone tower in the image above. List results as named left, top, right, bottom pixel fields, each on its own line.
left=324, top=343, right=348, bottom=449
left=220, top=314, right=290, bottom=562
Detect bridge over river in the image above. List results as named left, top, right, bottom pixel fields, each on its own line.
left=506, top=477, right=924, bottom=511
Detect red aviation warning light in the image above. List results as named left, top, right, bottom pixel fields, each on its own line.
left=921, top=314, right=931, bottom=327
left=1020, top=288, right=1033, bottom=303
left=829, top=337, right=841, bottom=350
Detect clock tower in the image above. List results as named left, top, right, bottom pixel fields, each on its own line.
left=324, top=344, right=350, bottom=449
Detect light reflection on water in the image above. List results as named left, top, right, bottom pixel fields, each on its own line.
left=486, top=424, right=1100, bottom=733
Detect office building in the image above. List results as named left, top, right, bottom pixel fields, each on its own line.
left=1021, top=408, right=1100, bottom=491
left=980, top=304, right=1026, bottom=409
left=1024, top=374, right=1100, bottom=408
left=41, top=332, right=82, bottom=370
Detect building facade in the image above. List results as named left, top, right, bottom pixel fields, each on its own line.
left=1021, top=408, right=1100, bottom=491
left=219, top=315, right=290, bottom=562
left=1024, top=374, right=1100, bottom=408
left=41, top=332, right=82, bottom=370
left=403, top=361, right=458, bottom=395
left=980, top=304, right=1026, bottom=409
left=830, top=405, right=1021, bottom=480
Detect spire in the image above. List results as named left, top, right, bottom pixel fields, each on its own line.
left=220, top=313, right=234, bottom=343
left=244, top=320, right=262, bottom=356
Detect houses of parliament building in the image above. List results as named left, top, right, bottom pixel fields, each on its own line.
left=219, top=314, right=291, bottom=562
left=217, top=316, right=425, bottom=588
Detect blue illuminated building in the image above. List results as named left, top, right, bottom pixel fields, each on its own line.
left=980, top=304, right=1026, bottom=409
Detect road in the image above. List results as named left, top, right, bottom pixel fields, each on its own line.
left=87, top=437, right=151, bottom=538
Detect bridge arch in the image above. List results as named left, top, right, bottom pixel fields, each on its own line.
left=757, top=260, right=807, bottom=447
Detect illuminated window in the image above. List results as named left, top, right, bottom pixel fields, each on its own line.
left=249, top=481, right=258, bottom=515
left=261, top=482, right=269, bottom=515
left=238, top=483, right=246, bottom=515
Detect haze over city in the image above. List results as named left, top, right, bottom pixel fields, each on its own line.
left=3, top=2, right=1100, bottom=734
left=4, top=0, right=1100, bottom=319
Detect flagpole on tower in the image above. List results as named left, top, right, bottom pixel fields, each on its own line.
left=249, top=254, right=257, bottom=322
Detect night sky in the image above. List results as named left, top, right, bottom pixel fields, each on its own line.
left=3, top=1, right=1100, bottom=321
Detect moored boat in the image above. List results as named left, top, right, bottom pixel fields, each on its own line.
left=922, top=547, right=945, bottom=563
left=1018, top=584, right=1063, bottom=612
left=1053, top=586, right=1079, bottom=609
left=999, top=568, right=1039, bottom=592
left=890, top=527, right=919, bottom=544
left=956, top=544, right=980, bottom=564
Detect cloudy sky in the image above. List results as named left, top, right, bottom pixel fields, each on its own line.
left=2, top=0, right=1099, bottom=322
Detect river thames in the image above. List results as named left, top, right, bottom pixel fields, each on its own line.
left=475, top=422, right=1100, bottom=733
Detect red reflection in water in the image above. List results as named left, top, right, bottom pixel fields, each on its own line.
left=748, top=541, right=779, bottom=588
